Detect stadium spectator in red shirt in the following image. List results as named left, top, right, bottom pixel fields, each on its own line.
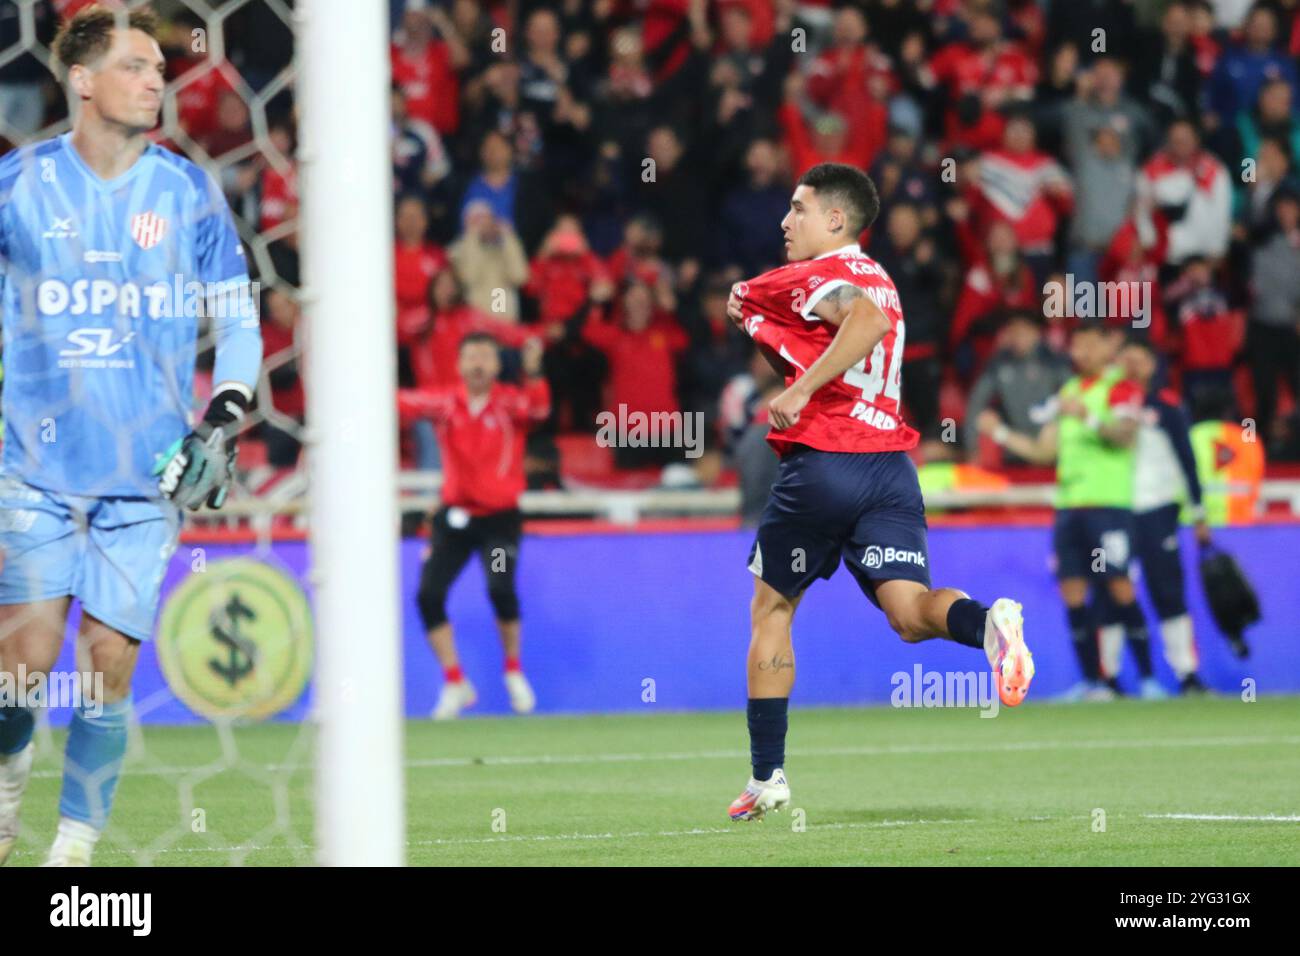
left=525, top=216, right=614, bottom=334
left=519, top=217, right=615, bottom=433
left=605, top=214, right=677, bottom=310
left=925, top=3, right=1037, bottom=152
left=1165, top=256, right=1242, bottom=412
left=804, top=6, right=895, bottom=168
left=778, top=70, right=884, bottom=178
left=256, top=118, right=298, bottom=234
left=200, top=88, right=252, bottom=159
left=583, top=282, right=689, bottom=466
left=1100, top=216, right=1171, bottom=348
left=394, top=194, right=449, bottom=342
left=397, top=335, right=551, bottom=720
left=412, top=268, right=534, bottom=392
left=168, top=54, right=240, bottom=147
left=259, top=288, right=304, bottom=468
left=405, top=267, right=534, bottom=470
left=951, top=219, right=1039, bottom=378
left=390, top=2, right=466, bottom=136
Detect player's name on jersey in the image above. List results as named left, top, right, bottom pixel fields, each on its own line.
left=850, top=402, right=899, bottom=430
left=35, top=275, right=258, bottom=322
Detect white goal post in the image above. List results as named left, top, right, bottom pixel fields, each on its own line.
left=298, top=0, right=404, bottom=866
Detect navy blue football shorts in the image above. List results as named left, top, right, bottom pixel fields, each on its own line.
left=747, top=445, right=931, bottom=607
left=1052, top=506, right=1135, bottom=580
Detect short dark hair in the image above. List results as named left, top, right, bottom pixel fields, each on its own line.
left=459, top=331, right=500, bottom=353
left=797, top=162, right=881, bottom=235
left=1002, top=308, right=1042, bottom=329
left=54, top=3, right=160, bottom=74
left=1122, top=330, right=1158, bottom=353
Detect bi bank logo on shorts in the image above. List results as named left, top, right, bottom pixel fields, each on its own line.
left=863, top=545, right=926, bottom=569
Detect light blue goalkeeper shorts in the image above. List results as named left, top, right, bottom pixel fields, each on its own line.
left=0, top=474, right=180, bottom=641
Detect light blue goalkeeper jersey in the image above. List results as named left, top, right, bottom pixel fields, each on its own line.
left=0, top=133, right=261, bottom=497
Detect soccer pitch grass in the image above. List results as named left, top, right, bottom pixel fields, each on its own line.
left=7, top=695, right=1299, bottom=866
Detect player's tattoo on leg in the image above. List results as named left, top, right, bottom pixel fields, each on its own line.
left=757, top=654, right=794, bottom=672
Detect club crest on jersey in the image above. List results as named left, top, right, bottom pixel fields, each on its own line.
left=130, top=211, right=168, bottom=250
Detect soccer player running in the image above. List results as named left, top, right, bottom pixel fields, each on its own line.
left=725, top=163, right=1033, bottom=822
left=397, top=334, right=550, bottom=719
left=978, top=323, right=1150, bottom=702
left=0, top=6, right=261, bottom=865
left=1092, top=336, right=1210, bottom=695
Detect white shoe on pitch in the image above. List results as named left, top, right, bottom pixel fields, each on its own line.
left=0, top=742, right=35, bottom=866
left=728, top=768, right=791, bottom=822
left=42, top=818, right=98, bottom=867
left=431, top=680, right=477, bottom=720
left=504, top=672, right=536, bottom=714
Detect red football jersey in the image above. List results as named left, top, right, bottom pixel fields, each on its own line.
left=397, top=380, right=551, bottom=515
left=734, top=244, right=920, bottom=456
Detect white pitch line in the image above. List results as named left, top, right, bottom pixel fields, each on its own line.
left=1143, top=813, right=1300, bottom=822
left=14, top=816, right=986, bottom=860
left=393, top=734, right=1300, bottom=770
left=12, top=811, right=1297, bottom=862
left=26, top=733, right=1300, bottom=779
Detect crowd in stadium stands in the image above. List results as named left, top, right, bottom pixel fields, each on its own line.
left=4, top=0, right=1300, bottom=491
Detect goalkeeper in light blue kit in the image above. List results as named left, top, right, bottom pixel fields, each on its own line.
left=0, top=5, right=261, bottom=866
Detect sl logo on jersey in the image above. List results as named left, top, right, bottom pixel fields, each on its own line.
left=130, top=211, right=168, bottom=250
left=60, top=328, right=136, bottom=357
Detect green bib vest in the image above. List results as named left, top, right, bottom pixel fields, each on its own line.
left=1056, top=367, right=1135, bottom=509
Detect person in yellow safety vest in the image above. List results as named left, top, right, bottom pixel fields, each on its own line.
left=1187, top=421, right=1265, bottom=525
left=916, top=461, right=1010, bottom=510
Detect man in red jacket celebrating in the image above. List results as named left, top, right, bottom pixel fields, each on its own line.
left=398, top=334, right=551, bottom=719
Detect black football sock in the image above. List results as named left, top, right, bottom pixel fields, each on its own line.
left=747, top=697, right=788, bottom=781
left=1118, top=601, right=1154, bottom=678
left=1067, top=603, right=1101, bottom=681
left=945, top=598, right=988, bottom=649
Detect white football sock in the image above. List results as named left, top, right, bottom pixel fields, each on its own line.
left=1159, top=614, right=1199, bottom=679
left=1098, top=623, right=1124, bottom=679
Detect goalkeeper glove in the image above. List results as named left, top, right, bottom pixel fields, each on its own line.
left=154, top=387, right=250, bottom=510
